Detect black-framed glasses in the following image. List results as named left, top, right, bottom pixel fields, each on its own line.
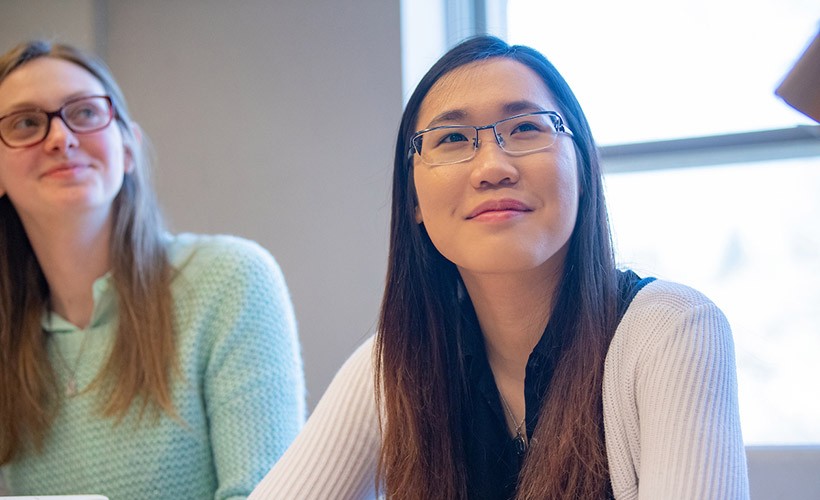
left=0, top=95, right=114, bottom=148
left=409, top=111, right=573, bottom=166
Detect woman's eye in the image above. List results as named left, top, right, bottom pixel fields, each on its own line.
left=510, top=122, right=544, bottom=135
left=11, top=114, right=44, bottom=130
left=439, top=132, right=469, bottom=144
left=68, top=106, right=99, bottom=123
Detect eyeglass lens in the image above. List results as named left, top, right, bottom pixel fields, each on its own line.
left=0, top=96, right=112, bottom=148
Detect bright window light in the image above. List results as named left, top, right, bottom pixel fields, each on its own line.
left=508, top=0, right=818, bottom=144
left=606, top=158, right=820, bottom=444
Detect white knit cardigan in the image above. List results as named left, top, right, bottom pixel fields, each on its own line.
left=250, top=279, right=750, bottom=499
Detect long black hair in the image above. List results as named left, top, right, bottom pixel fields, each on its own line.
left=375, top=35, right=620, bottom=499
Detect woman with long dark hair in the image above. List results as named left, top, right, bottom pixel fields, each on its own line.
left=0, top=40, right=305, bottom=498
left=251, top=35, right=748, bottom=499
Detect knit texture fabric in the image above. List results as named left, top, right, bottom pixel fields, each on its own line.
left=249, top=279, right=749, bottom=499
left=2, top=233, right=306, bottom=500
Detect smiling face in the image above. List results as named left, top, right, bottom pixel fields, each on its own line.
left=412, top=58, right=579, bottom=280
left=0, top=57, right=130, bottom=226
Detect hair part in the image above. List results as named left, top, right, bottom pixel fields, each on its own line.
left=0, top=40, right=177, bottom=464
left=376, top=35, right=620, bottom=499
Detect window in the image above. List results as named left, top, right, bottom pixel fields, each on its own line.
left=507, top=0, right=817, bottom=145
left=606, top=157, right=820, bottom=444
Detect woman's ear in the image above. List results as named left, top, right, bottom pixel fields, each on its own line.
left=409, top=174, right=423, bottom=224
left=124, top=122, right=144, bottom=174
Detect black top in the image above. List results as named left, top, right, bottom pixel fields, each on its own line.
left=460, top=270, right=654, bottom=499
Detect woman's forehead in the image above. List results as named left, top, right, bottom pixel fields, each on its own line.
left=0, top=57, right=104, bottom=112
left=416, top=58, right=558, bottom=129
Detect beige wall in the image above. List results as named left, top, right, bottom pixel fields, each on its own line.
left=0, top=0, right=101, bottom=52
left=0, top=0, right=401, bottom=408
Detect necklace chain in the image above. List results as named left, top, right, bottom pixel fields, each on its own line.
left=498, top=390, right=528, bottom=451
left=53, top=331, right=91, bottom=398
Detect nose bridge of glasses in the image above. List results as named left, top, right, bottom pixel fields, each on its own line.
left=41, top=110, right=83, bottom=147
left=47, top=110, right=75, bottom=136
left=474, top=123, right=505, bottom=150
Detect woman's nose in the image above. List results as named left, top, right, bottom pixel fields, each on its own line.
left=469, top=129, right=520, bottom=188
left=42, top=116, right=79, bottom=153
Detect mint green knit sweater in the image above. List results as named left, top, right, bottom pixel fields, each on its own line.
left=1, top=233, right=305, bottom=499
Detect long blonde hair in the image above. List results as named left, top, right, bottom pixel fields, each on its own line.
left=0, top=40, right=176, bottom=464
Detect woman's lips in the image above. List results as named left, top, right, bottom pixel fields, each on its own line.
left=42, top=163, right=88, bottom=178
left=466, top=199, right=533, bottom=220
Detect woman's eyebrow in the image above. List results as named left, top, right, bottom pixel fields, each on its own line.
left=423, top=100, right=549, bottom=129
left=425, top=109, right=468, bottom=129
left=0, top=100, right=41, bottom=114
left=502, top=100, right=546, bottom=115
left=0, top=92, right=98, bottom=114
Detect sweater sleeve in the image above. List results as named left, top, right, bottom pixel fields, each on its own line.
left=249, top=337, right=381, bottom=500
left=604, top=281, right=749, bottom=500
left=196, top=237, right=307, bottom=499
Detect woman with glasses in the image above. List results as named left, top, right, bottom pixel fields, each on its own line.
left=251, top=35, right=748, bottom=499
left=0, top=40, right=305, bottom=498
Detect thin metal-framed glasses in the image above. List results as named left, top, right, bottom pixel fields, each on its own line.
left=0, top=95, right=114, bottom=148
left=409, top=110, right=573, bottom=166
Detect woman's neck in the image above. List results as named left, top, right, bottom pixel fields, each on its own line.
left=459, top=260, right=564, bottom=429
left=22, top=211, right=113, bottom=329
left=462, top=268, right=557, bottom=375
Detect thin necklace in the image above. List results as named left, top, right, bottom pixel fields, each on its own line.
left=53, top=331, right=91, bottom=398
left=498, top=391, right=528, bottom=455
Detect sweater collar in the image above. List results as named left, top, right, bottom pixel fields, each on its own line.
left=41, top=272, right=116, bottom=333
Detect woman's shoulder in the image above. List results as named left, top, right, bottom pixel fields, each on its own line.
left=166, top=233, right=286, bottom=290
left=322, top=336, right=378, bottom=407
left=627, top=278, right=719, bottom=316
left=609, top=278, right=731, bottom=362
left=167, top=232, right=275, bottom=265
left=327, top=336, right=377, bottom=384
